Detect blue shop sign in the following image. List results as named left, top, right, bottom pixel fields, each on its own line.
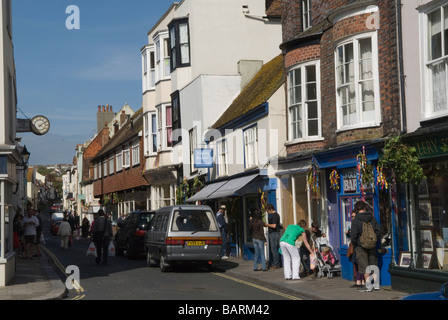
left=194, top=149, right=213, bottom=168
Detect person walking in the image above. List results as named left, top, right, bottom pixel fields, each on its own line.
left=279, top=223, right=314, bottom=280
left=33, top=210, right=43, bottom=257
left=346, top=209, right=365, bottom=288
left=92, top=209, right=113, bottom=265
left=58, top=218, right=72, bottom=250
left=216, top=205, right=229, bottom=259
left=249, top=209, right=267, bottom=272
left=21, top=202, right=39, bottom=260
left=349, top=200, right=381, bottom=292
left=265, top=204, right=281, bottom=269
left=81, top=217, right=90, bottom=238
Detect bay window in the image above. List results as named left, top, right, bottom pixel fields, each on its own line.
left=288, top=61, right=321, bottom=141
left=424, top=4, right=448, bottom=118
left=335, top=33, right=380, bottom=129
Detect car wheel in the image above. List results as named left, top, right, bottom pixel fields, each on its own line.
left=159, top=253, right=169, bottom=272
left=146, top=250, right=156, bottom=267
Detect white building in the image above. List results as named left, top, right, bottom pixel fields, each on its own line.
left=0, top=0, right=20, bottom=286
left=141, top=0, right=282, bottom=210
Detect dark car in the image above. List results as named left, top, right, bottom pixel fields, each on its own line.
left=114, top=211, right=155, bottom=259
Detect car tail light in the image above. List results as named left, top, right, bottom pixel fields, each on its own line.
left=205, top=238, right=222, bottom=245
left=134, top=228, right=146, bottom=237
left=166, top=237, right=185, bottom=245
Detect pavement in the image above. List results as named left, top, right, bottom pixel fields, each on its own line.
left=0, top=249, right=409, bottom=300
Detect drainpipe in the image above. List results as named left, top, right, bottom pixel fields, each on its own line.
left=396, top=0, right=407, bottom=134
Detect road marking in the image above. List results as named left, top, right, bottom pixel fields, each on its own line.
left=41, top=246, right=85, bottom=300
left=213, top=272, right=302, bottom=300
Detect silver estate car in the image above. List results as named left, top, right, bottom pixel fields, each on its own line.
left=144, top=205, right=222, bottom=272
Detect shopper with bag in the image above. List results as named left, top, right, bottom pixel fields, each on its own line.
left=349, top=201, right=381, bottom=292
left=91, top=209, right=113, bottom=265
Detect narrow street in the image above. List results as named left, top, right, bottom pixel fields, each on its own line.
left=41, top=209, right=303, bottom=301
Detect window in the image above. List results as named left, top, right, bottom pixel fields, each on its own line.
left=154, top=33, right=171, bottom=81
left=217, top=139, right=228, bottom=176
left=109, top=155, right=114, bottom=175
left=94, top=163, right=98, bottom=180
left=244, top=126, right=258, bottom=169
left=132, top=140, right=140, bottom=166
left=423, top=5, right=448, bottom=118
left=169, top=18, right=190, bottom=71
left=144, top=112, right=158, bottom=156
left=103, top=158, right=108, bottom=177
left=335, top=33, right=380, bottom=129
left=189, top=127, right=197, bottom=173
left=141, top=45, right=155, bottom=92
left=157, top=104, right=173, bottom=150
left=302, top=0, right=312, bottom=31
left=288, top=62, right=321, bottom=141
left=123, top=146, right=130, bottom=168
left=171, top=91, right=182, bottom=145
left=116, top=151, right=123, bottom=172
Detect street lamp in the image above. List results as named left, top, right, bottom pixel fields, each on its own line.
left=22, top=145, right=30, bottom=166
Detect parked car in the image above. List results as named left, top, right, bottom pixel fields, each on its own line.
left=401, top=282, right=448, bottom=300
left=114, top=211, right=155, bottom=259
left=51, top=212, right=64, bottom=222
left=51, top=220, right=63, bottom=236
left=144, top=205, right=222, bottom=272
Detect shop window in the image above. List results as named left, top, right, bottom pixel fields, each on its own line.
left=414, top=162, right=448, bottom=271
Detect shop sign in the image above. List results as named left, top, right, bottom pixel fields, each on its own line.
left=194, top=149, right=214, bottom=168
left=413, top=136, right=448, bottom=159
left=343, top=169, right=357, bottom=193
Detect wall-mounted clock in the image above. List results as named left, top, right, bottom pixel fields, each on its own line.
left=30, top=115, right=50, bottom=135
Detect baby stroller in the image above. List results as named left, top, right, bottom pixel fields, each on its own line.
left=313, top=237, right=342, bottom=279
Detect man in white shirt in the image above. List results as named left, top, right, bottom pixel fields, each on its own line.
left=21, top=203, right=39, bottom=260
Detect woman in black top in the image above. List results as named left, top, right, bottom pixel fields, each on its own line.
left=250, top=210, right=267, bottom=271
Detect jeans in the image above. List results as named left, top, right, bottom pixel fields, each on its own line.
left=299, top=246, right=311, bottom=273
left=94, top=239, right=110, bottom=265
left=221, top=228, right=229, bottom=257
left=253, top=238, right=266, bottom=270
left=268, top=232, right=281, bottom=267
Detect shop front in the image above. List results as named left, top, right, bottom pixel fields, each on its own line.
left=186, top=170, right=277, bottom=260
left=390, top=128, right=448, bottom=293
left=314, top=143, right=393, bottom=286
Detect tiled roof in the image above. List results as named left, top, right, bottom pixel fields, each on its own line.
left=93, top=108, right=143, bottom=160
left=212, top=54, right=284, bottom=129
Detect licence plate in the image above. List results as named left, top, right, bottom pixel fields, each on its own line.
left=186, top=241, right=205, bottom=246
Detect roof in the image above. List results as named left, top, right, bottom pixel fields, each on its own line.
left=93, top=108, right=143, bottom=161
left=212, top=54, right=284, bottom=129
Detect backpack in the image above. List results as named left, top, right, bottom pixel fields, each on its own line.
left=360, top=221, right=377, bottom=249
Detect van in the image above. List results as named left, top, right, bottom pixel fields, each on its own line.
left=144, top=205, right=222, bottom=271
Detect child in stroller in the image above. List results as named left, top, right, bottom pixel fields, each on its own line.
left=313, top=236, right=342, bottom=279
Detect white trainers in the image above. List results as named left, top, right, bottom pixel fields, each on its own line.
left=221, top=256, right=229, bottom=259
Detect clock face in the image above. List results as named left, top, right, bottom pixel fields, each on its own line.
left=30, top=115, right=50, bottom=135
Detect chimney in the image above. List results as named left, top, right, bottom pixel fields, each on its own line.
left=114, top=121, right=119, bottom=134
left=98, top=105, right=101, bottom=112
left=120, top=110, right=127, bottom=126
left=102, top=105, right=106, bottom=112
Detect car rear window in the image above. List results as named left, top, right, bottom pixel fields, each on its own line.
left=171, top=210, right=218, bottom=232
left=139, top=212, right=155, bottom=229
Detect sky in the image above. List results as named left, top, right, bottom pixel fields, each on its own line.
left=13, top=0, right=174, bottom=165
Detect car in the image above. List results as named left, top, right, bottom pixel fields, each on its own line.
left=401, top=282, right=448, bottom=300
left=144, top=205, right=222, bottom=272
left=114, top=211, right=155, bottom=259
left=51, top=212, right=64, bottom=222
left=51, top=220, right=63, bottom=236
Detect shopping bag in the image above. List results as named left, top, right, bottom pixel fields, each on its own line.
left=108, top=242, right=115, bottom=257
left=310, top=253, right=317, bottom=270
left=87, top=241, right=97, bottom=257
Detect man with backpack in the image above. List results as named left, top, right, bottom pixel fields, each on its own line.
left=349, top=200, right=381, bottom=292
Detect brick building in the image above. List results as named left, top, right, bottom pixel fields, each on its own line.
left=276, top=0, right=402, bottom=285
